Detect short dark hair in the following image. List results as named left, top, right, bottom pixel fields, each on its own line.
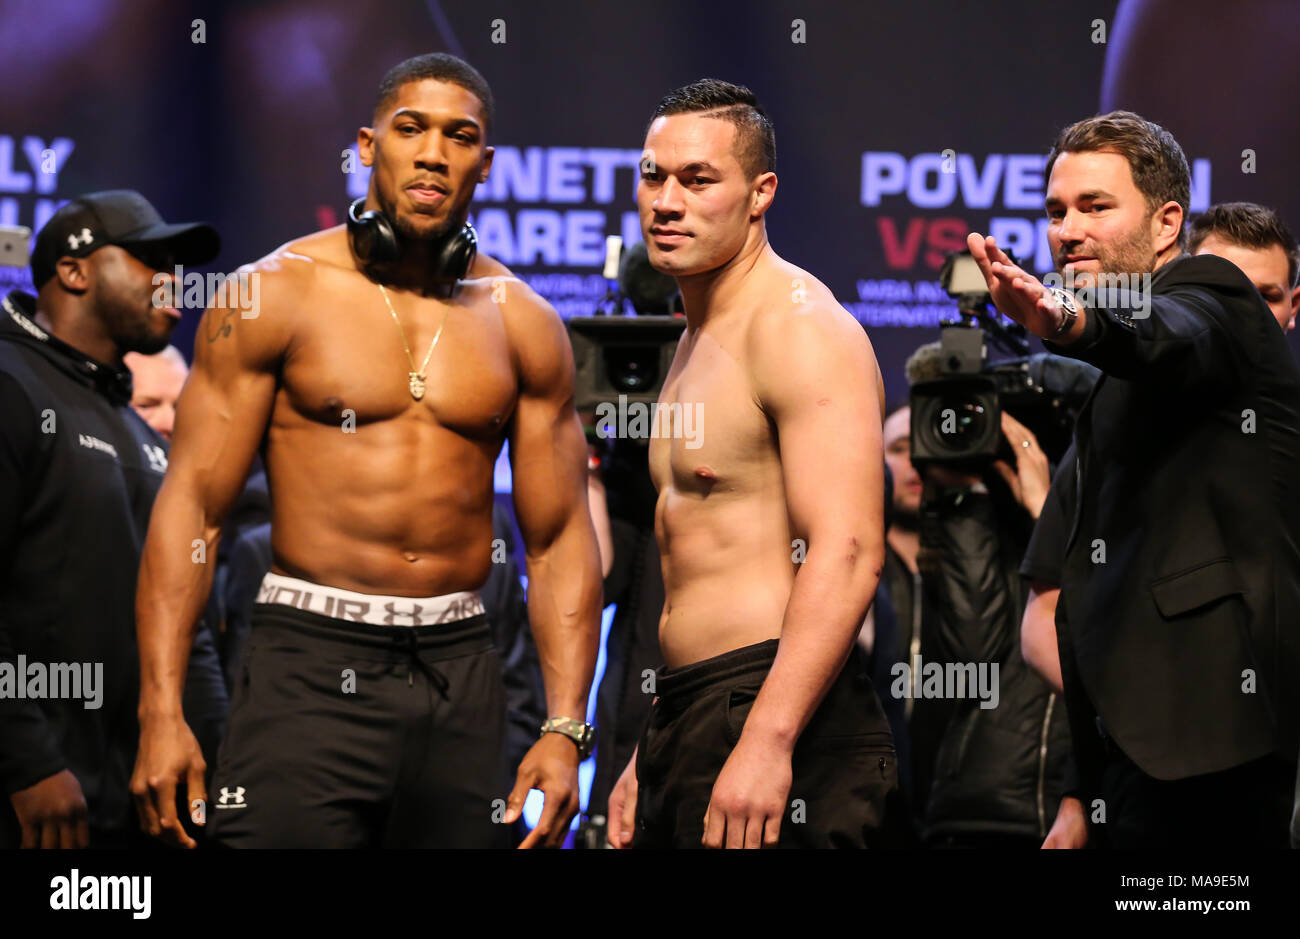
left=374, top=53, right=494, bottom=131
left=647, top=78, right=775, bottom=179
left=1189, top=202, right=1299, bottom=288
left=1046, top=110, right=1190, bottom=249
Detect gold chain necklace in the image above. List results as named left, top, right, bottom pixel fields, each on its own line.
left=377, top=283, right=451, bottom=400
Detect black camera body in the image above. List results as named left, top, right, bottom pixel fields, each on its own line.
left=910, top=324, right=1098, bottom=469
left=567, top=315, right=686, bottom=413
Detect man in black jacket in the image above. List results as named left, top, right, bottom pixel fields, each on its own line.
left=969, top=111, right=1300, bottom=847
left=914, top=411, right=1071, bottom=847
left=0, top=191, right=223, bottom=848
left=1023, top=204, right=1300, bottom=848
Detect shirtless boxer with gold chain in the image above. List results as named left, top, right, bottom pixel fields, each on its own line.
left=131, top=54, right=601, bottom=848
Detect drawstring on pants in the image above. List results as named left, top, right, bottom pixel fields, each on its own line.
left=392, top=630, right=450, bottom=698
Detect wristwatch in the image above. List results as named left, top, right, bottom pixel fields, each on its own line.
left=540, top=717, right=597, bottom=759
left=1046, top=287, right=1080, bottom=339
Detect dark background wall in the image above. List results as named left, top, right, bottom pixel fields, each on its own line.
left=2, top=0, right=1298, bottom=407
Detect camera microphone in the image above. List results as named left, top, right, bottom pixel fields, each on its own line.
left=904, top=341, right=947, bottom=386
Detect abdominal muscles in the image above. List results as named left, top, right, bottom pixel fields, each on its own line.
left=655, top=484, right=796, bottom=668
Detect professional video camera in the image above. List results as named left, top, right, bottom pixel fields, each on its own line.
left=908, top=249, right=1099, bottom=469
left=567, top=237, right=684, bottom=527
left=568, top=315, right=685, bottom=413
left=568, top=239, right=685, bottom=413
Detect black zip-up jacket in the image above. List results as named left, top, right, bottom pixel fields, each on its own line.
left=0, top=290, right=223, bottom=836
left=917, top=483, right=1071, bottom=842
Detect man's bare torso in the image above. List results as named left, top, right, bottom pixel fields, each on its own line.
left=648, top=258, right=887, bottom=670
left=649, top=278, right=796, bottom=668
left=243, top=226, right=518, bottom=597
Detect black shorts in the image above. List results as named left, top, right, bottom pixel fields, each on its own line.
left=633, top=639, right=899, bottom=848
left=208, top=603, right=509, bottom=848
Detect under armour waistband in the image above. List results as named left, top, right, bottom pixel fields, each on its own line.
left=255, top=572, right=486, bottom=627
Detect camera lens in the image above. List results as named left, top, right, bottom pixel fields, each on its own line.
left=932, top=395, right=990, bottom=453
left=606, top=345, right=659, bottom=393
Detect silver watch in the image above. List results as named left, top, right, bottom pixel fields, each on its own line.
left=1046, top=287, right=1079, bottom=338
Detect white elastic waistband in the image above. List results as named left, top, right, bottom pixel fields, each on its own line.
left=256, top=572, right=485, bottom=627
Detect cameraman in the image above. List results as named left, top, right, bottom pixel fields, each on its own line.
left=912, top=397, right=1072, bottom=848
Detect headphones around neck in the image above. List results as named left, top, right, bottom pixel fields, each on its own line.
left=347, top=197, right=478, bottom=281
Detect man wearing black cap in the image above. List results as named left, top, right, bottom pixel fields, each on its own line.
left=0, top=190, right=224, bottom=848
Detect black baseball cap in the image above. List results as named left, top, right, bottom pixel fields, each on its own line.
left=31, top=189, right=220, bottom=288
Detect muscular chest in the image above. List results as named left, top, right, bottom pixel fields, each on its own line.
left=647, top=332, right=772, bottom=496
left=281, top=295, right=517, bottom=438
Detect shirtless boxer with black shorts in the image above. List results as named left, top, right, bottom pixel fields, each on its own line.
left=607, top=80, right=897, bottom=849
left=131, top=54, right=602, bottom=848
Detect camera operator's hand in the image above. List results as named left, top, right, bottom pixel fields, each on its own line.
left=992, top=412, right=1051, bottom=520
left=966, top=233, right=1085, bottom=343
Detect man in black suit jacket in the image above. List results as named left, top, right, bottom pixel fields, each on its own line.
left=968, top=111, right=1300, bottom=848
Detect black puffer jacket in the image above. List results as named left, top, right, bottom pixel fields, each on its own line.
left=916, top=484, right=1071, bottom=842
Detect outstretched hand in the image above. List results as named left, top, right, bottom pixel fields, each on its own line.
left=967, top=233, right=1070, bottom=340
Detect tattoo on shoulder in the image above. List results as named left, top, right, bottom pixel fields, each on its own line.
left=205, top=308, right=237, bottom=343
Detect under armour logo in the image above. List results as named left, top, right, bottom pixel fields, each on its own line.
left=218, top=786, right=245, bottom=805
left=383, top=602, right=424, bottom=626
left=437, top=597, right=484, bottom=623
left=67, top=228, right=93, bottom=250
left=141, top=443, right=168, bottom=473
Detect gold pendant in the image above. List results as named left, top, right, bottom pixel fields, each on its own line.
left=409, top=372, right=426, bottom=400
